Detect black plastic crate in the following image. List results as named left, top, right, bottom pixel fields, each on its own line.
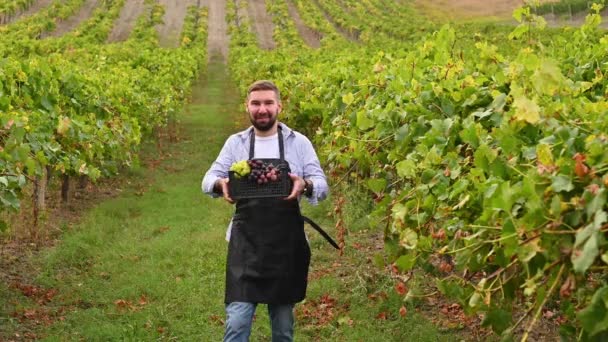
left=228, top=161, right=293, bottom=200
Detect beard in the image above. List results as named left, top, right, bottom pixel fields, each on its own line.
left=249, top=112, right=278, bottom=131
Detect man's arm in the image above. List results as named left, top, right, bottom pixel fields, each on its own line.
left=202, top=137, right=236, bottom=200
left=300, top=136, right=329, bottom=204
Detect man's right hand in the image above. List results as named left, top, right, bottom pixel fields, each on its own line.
left=214, top=178, right=234, bottom=204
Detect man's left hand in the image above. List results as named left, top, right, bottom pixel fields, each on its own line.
left=285, top=173, right=305, bottom=200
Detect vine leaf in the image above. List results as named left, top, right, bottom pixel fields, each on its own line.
left=531, top=59, right=565, bottom=96
left=482, top=307, right=512, bottom=334
left=572, top=211, right=607, bottom=273
left=512, top=94, right=540, bottom=124
left=394, top=254, right=416, bottom=272
left=342, top=92, right=354, bottom=105
left=396, top=159, right=416, bottom=178
left=577, top=286, right=608, bottom=337
left=366, top=178, right=386, bottom=194
left=552, top=175, right=574, bottom=193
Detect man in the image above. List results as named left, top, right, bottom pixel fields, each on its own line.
left=201, top=80, right=329, bottom=341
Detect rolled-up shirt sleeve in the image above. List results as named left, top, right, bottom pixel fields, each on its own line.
left=300, top=136, right=329, bottom=205
left=202, top=136, right=236, bottom=197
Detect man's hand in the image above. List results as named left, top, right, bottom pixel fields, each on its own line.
left=285, top=173, right=305, bottom=200
left=215, top=178, right=234, bottom=204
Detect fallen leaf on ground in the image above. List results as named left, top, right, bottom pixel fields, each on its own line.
left=399, top=306, right=408, bottom=317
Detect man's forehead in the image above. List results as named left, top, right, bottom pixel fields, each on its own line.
left=248, top=90, right=279, bottom=102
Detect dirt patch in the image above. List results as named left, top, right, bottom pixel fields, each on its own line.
left=414, top=0, right=608, bottom=27
left=235, top=0, right=249, bottom=27
left=0, top=0, right=54, bottom=25
left=311, top=0, right=357, bottom=42
left=156, top=0, right=198, bottom=48
left=203, top=0, right=229, bottom=61
left=107, top=0, right=146, bottom=43
left=544, top=8, right=608, bottom=28
left=247, top=0, right=275, bottom=50
left=43, top=0, right=98, bottom=38
left=414, top=0, right=528, bottom=19
left=286, top=0, right=321, bottom=48
left=413, top=0, right=569, bottom=21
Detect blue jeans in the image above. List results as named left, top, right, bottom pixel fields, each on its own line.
left=224, top=302, right=295, bottom=342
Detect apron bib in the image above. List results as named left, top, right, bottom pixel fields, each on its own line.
left=225, top=126, right=311, bottom=304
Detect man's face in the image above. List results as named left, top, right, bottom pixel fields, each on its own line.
left=246, top=90, right=281, bottom=131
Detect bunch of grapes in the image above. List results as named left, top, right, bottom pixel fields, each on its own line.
left=229, top=160, right=251, bottom=178
left=247, top=160, right=282, bottom=184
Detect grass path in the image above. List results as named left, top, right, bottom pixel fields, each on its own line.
left=2, top=59, right=460, bottom=341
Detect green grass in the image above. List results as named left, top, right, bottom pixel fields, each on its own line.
left=2, top=59, right=461, bottom=341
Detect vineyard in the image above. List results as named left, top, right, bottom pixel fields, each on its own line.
left=2, top=0, right=608, bottom=340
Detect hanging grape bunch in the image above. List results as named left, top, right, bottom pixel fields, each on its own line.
left=247, top=160, right=282, bottom=184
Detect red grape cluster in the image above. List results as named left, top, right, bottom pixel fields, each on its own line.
left=247, top=160, right=282, bottom=184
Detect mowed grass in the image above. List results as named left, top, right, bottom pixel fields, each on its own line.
left=3, top=59, right=460, bottom=341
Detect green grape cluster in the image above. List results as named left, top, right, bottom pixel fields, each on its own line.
left=230, top=160, right=251, bottom=178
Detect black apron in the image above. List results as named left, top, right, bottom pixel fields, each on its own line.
left=225, top=127, right=310, bottom=304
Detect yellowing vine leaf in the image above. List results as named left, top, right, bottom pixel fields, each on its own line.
left=512, top=95, right=540, bottom=124
left=56, top=117, right=71, bottom=136
left=342, top=93, right=354, bottom=105
left=531, top=60, right=565, bottom=96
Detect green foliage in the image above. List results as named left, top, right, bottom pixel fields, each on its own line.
left=0, top=4, right=208, bottom=222
left=226, top=0, right=608, bottom=338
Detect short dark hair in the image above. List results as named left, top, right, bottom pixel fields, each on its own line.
left=247, top=80, right=281, bottom=102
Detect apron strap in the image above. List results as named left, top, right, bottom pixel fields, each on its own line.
left=302, top=216, right=340, bottom=250
left=248, top=125, right=285, bottom=162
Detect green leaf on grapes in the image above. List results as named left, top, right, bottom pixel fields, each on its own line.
left=490, top=182, right=514, bottom=212
left=459, top=121, right=481, bottom=148
left=501, top=219, right=518, bottom=259
left=512, top=7, right=526, bottom=22
left=25, top=158, right=37, bottom=175
left=572, top=212, right=605, bottom=273
left=572, top=233, right=599, bottom=274
left=391, top=203, right=407, bottom=223
left=508, top=25, right=528, bottom=40
left=399, top=229, right=418, bottom=249
left=489, top=93, right=507, bottom=112
left=367, top=178, right=386, bottom=194
left=394, top=253, right=416, bottom=272
left=396, top=159, right=416, bottom=178
left=520, top=52, right=540, bottom=72
left=551, top=175, right=574, bottom=192
left=550, top=195, right=561, bottom=216
left=482, top=307, right=512, bottom=334
left=395, top=124, right=409, bottom=142
left=474, top=144, right=497, bottom=172
left=0, top=192, right=20, bottom=209
left=356, top=110, right=374, bottom=130
left=586, top=190, right=606, bottom=218
left=41, top=96, right=53, bottom=111
left=436, top=278, right=466, bottom=301
left=518, top=238, right=542, bottom=263
left=577, top=286, right=608, bottom=337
